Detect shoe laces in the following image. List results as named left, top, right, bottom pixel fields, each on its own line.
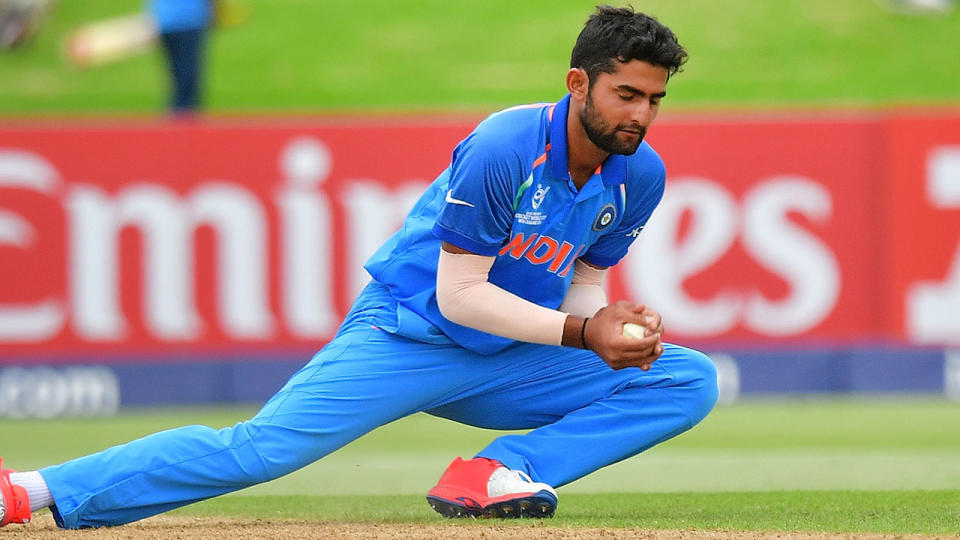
left=487, top=466, right=556, bottom=498
left=490, top=466, right=532, bottom=485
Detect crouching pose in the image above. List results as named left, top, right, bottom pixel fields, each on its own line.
left=1, top=5, right=717, bottom=529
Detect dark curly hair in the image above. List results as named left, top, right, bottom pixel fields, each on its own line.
left=570, top=5, right=687, bottom=86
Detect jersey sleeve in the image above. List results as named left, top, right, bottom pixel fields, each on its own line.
left=432, top=129, right=524, bottom=256
left=581, top=159, right=666, bottom=268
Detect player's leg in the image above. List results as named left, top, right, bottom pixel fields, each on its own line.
left=426, top=343, right=717, bottom=511
left=477, top=343, right=717, bottom=488
left=31, top=322, right=483, bottom=529
left=159, top=27, right=204, bottom=111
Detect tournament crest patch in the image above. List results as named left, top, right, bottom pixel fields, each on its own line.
left=592, top=203, right=617, bottom=231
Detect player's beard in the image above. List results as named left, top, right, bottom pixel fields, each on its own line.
left=579, top=91, right=646, bottom=155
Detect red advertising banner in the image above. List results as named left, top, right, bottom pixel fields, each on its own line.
left=883, top=114, right=960, bottom=344
left=608, top=118, right=882, bottom=343
left=0, top=121, right=469, bottom=354
left=1, top=111, right=959, bottom=360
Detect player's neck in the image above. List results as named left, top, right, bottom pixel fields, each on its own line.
left=566, top=110, right=609, bottom=190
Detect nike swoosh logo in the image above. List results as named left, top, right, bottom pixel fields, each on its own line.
left=445, top=189, right=475, bottom=207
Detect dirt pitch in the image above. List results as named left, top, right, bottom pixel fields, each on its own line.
left=2, top=513, right=957, bottom=540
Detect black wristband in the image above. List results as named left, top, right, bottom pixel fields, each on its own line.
left=580, top=317, right=590, bottom=350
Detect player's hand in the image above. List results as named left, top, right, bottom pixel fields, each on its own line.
left=640, top=306, right=664, bottom=336
left=583, top=301, right=663, bottom=371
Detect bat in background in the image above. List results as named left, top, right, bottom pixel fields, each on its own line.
left=64, top=12, right=157, bottom=68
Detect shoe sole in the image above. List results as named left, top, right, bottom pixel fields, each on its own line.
left=426, top=490, right=557, bottom=519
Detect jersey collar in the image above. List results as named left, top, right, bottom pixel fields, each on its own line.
left=549, top=94, right=628, bottom=187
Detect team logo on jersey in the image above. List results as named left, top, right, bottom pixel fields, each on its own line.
left=592, top=203, right=617, bottom=231
left=531, top=184, right=550, bottom=210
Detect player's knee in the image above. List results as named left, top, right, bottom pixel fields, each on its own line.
left=683, top=349, right=719, bottom=426
left=220, top=421, right=304, bottom=485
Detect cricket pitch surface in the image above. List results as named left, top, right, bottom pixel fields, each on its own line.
left=1, top=513, right=952, bottom=539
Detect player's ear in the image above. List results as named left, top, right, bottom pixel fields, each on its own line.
left=566, top=68, right=589, bottom=100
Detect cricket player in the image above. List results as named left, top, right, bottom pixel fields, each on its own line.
left=1, top=5, right=717, bottom=528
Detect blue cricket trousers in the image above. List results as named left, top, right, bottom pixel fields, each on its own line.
left=40, top=284, right=718, bottom=529
left=159, top=28, right=205, bottom=112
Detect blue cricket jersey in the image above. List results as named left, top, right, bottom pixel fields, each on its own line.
left=364, top=94, right=665, bottom=355
left=148, top=0, right=212, bottom=33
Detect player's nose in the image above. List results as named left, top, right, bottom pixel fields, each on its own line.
left=630, top=101, right=654, bottom=126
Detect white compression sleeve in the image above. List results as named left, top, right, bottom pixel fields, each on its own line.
left=436, top=249, right=568, bottom=346
left=558, top=260, right=608, bottom=317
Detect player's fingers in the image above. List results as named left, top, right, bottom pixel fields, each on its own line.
left=643, top=314, right=661, bottom=333
left=611, top=347, right=659, bottom=369
left=632, top=349, right=662, bottom=371
left=614, top=334, right=661, bottom=366
left=611, top=304, right=645, bottom=325
left=612, top=352, right=659, bottom=370
left=622, top=310, right=648, bottom=328
left=619, top=332, right=660, bottom=352
left=640, top=307, right=663, bottom=330
left=624, top=341, right=664, bottom=368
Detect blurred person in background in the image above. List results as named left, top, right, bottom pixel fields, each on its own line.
left=64, top=0, right=247, bottom=108
left=0, top=0, right=54, bottom=49
left=878, top=0, right=956, bottom=13
left=149, top=0, right=213, bottom=113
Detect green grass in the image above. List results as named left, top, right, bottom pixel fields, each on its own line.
left=4, top=398, right=960, bottom=533
left=168, top=491, right=960, bottom=534
left=1, top=0, right=959, bottom=115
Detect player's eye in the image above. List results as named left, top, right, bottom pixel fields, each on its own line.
left=618, top=94, right=633, bottom=101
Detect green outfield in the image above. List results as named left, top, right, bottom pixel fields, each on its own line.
left=3, top=398, right=959, bottom=534
left=1, top=0, right=959, bottom=115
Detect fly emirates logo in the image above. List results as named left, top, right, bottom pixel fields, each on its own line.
left=8, top=133, right=956, bottom=345
left=0, top=138, right=427, bottom=345
left=0, top=141, right=848, bottom=345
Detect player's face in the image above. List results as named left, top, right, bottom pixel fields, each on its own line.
left=579, top=60, right=669, bottom=155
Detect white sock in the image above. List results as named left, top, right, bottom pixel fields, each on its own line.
left=9, top=471, right=54, bottom=511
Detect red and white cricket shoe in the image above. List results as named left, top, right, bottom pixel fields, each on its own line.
left=426, top=457, right=558, bottom=518
left=0, top=458, right=31, bottom=526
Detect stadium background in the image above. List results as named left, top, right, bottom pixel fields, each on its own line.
left=1, top=0, right=959, bottom=533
